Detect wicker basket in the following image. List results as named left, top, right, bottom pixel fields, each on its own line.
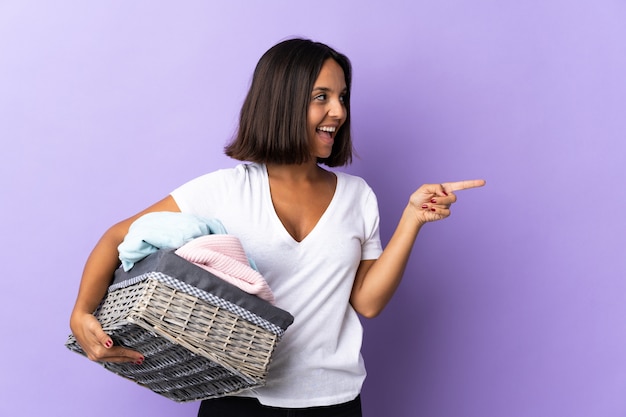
left=65, top=250, right=293, bottom=403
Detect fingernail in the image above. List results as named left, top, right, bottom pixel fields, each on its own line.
left=442, top=191, right=448, bottom=196
left=421, top=205, right=428, bottom=209
left=104, top=340, right=112, bottom=348
left=134, top=357, right=144, bottom=365
left=430, top=199, right=437, bottom=204
left=430, top=208, right=436, bottom=212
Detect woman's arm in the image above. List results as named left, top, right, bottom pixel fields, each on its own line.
left=69, top=195, right=180, bottom=364
left=350, top=180, right=485, bottom=318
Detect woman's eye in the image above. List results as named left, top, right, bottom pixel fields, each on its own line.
left=312, top=93, right=347, bottom=104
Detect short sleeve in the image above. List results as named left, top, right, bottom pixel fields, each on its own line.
left=360, top=187, right=383, bottom=260
left=170, top=167, right=240, bottom=217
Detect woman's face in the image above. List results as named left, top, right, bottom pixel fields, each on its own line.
left=307, top=59, right=347, bottom=160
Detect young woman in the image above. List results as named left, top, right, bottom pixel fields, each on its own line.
left=69, top=38, right=485, bottom=417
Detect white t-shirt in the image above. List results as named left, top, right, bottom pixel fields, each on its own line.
left=170, top=163, right=382, bottom=408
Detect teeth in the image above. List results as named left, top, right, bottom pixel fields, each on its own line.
left=317, top=126, right=336, bottom=132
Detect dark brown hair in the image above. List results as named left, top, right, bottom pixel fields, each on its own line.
left=224, top=38, right=353, bottom=167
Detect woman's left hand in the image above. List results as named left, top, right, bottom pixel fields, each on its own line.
left=351, top=178, right=485, bottom=317
left=408, top=179, right=486, bottom=224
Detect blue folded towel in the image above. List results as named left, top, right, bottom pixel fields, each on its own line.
left=118, top=212, right=227, bottom=271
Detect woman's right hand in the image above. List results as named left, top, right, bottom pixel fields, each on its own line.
left=70, top=311, right=145, bottom=365
left=69, top=196, right=180, bottom=365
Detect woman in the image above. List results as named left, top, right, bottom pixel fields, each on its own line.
left=69, top=38, right=484, bottom=416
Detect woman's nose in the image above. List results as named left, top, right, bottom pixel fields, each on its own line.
left=328, top=98, right=346, bottom=120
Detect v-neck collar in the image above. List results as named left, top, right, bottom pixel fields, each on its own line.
left=262, top=164, right=340, bottom=245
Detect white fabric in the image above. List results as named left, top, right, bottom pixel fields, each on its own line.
left=170, top=163, right=382, bottom=408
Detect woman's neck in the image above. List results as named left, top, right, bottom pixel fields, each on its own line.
left=265, top=161, right=328, bottom=183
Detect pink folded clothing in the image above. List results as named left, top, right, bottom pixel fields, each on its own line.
left=175, top=234, right=275, bottom=304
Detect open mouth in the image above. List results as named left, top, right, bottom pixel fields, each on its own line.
left=316, top=126, right=336, bottom=139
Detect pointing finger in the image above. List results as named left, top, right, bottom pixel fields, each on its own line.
left=443, top=179, right=486, bottom=192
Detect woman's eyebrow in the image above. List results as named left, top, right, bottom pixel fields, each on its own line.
left=312, top=86, right=347, bottom=93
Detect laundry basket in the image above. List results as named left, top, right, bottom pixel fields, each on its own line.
left=65, top=250, right=293, bottom=403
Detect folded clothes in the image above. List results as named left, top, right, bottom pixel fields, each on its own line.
left=175, top=235, right=275, bottom=304
left=118, top=212, right=227, bottom=271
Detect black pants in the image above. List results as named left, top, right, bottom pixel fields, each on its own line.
left=198, top=395, right=362, bottom=417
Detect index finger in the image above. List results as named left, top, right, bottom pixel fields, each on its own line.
left=442, top=179, right=486, bottom=192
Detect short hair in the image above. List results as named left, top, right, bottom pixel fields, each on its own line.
left=224, top=38, right=353, bottom=167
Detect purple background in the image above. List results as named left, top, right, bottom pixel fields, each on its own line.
left=1, top=1, right=625, bottom=416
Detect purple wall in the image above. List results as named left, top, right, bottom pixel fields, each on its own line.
left=1, top=1, right=625, bottom=416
